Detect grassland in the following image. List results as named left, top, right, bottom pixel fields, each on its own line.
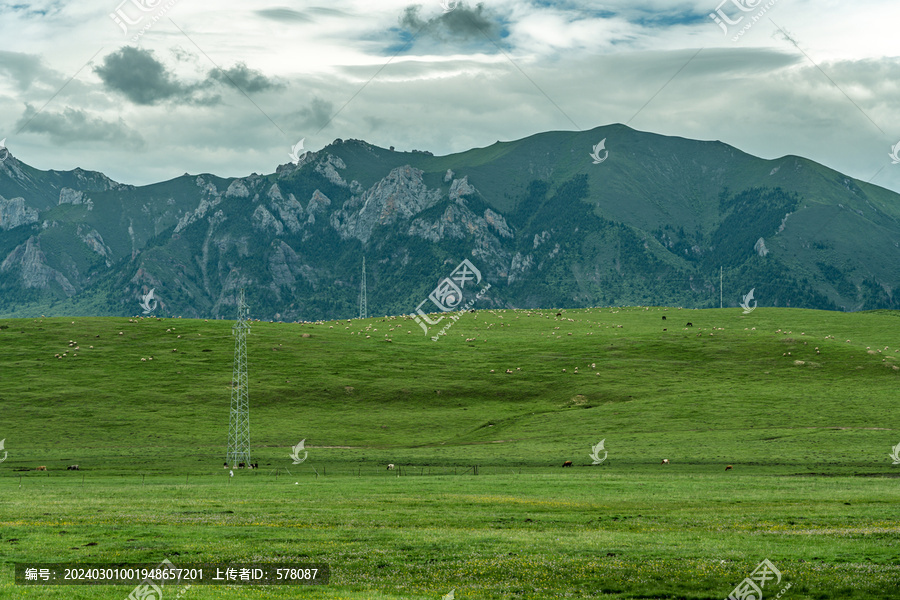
left=1, top=307, right=899, bottom=599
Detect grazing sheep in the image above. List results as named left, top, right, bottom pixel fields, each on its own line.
left=36, top=466, right=47, bottom=471
left=562, top=461, right=573, bottom=467
left=725, top=465, right=733, bottom=471
left=661, top=459, right=669, bottom=465
left=387, top=464, right=395, bottom=470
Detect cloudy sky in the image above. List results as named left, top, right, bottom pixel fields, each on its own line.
left=2, top=0, right=899, bottom=193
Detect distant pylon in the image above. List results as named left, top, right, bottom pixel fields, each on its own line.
left=227, top=288, right=251, bottom=466
left=359, top=256, right=367, bottom=319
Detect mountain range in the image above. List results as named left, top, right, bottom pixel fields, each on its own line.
left=1, top=123, right=898, bottom=321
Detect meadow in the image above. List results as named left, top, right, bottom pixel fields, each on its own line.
left=1, top=306, right=899, bottom=599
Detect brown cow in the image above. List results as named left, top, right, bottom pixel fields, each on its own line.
left=661, top=459, right=669, bottom=465
left=36, top=466, right=47, bottom=471
left=562, top=461, right=573, bottom=467
left=725, top=465, right=733, bottom=471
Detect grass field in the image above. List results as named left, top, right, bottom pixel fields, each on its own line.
left=1, top=307, right=899, bottom=599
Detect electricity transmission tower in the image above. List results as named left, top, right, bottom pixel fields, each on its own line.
left=359, top=256, right=367, bottom=319
left=227, top=288, right=251, bottom=466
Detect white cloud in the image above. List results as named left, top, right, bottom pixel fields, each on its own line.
left=0, top=0, right=897, bottom=193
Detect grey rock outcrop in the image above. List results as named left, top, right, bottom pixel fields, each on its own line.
left=0, top=195, right=39, bottom=230
left=1, top=236, right=77, bottom=295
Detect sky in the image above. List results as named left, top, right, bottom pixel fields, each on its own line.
left=1, top=0, right=899, bottom=193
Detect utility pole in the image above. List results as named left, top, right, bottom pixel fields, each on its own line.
left=227, top=288, right=251, bottom=467
left=359, top=256, right=367, bottom=319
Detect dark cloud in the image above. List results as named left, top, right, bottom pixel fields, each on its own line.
left=15, top=104, right=145, bottom=149
left=0, top=51, right=55, bottom=91
left=209, top=63, right=284, bottom=94
left=94, top=47, right=196, bottom=106
left=255, top=6, right=348, bottom=23
left=291, top=97, right=336, bottom=131
left=255, top=8, right=312, bottom=23
left=400, top=2, right=501, bottom=42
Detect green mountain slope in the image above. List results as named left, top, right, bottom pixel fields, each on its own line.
left=1, top=124, right=898, bottom=319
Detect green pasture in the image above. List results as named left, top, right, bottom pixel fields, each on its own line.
left=1, top=307, right=899, bottom=598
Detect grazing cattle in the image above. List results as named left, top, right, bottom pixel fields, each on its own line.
left=661, top=459, right=669, bottom=465
left=387, top=464, right=395, bottom=470
left=661, top=316, right=666, bottom=320
left=36, top=466, right=47, bottom=471
left=223, top=462, right=228, bottom=469
left=67, top=465, right=79, bottom=470
left=238, top=462, right=246, bottom=469
left=556, top=313, right=562, bottom=317
left=252, top=463, right=258, bottom=469
left=562, top=461, right=573, bottom=468
left=725, top=465, right=733, bottom=471
left=686, top=322, right=693, bottom=327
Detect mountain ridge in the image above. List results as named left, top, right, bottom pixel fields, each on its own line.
left=0, top=123, right=898, bottom=320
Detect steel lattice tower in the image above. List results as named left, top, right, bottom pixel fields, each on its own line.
left=227, top=288, right=251, bottom=466
left=358, top=256, right=367, bottom=319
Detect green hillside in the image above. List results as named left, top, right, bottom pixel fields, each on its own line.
left=2, top=123, right=900, bottom=326
left=1, top=307, right=899, bottom=599
left=3, top=307, right=899, bottom=467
